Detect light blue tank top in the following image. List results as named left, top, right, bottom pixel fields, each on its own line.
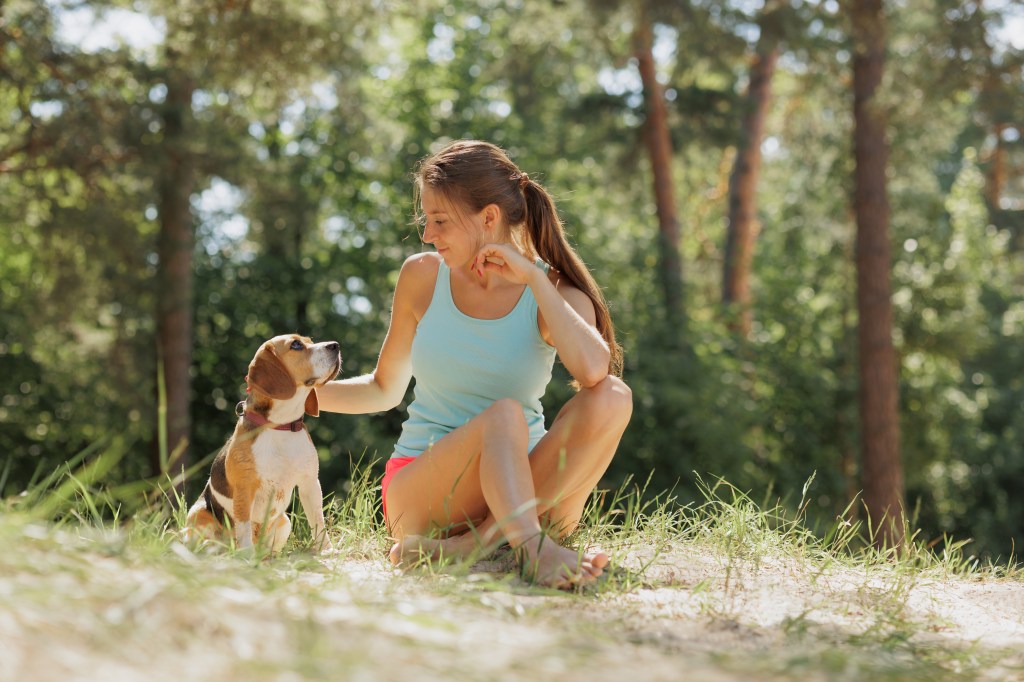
left=393, top=259, right=557, bottom=459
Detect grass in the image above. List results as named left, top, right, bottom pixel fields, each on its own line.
left=2, top=453, right=1023, bottom=681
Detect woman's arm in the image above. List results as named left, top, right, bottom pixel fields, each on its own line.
left=315, top=254, right=434, bottom=414
left=532, top=270, right=610, bottom=388
left=474, top=245, right=611, bottom=388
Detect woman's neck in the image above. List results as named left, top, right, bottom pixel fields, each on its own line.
left=454, top=262, right=512, bottom=291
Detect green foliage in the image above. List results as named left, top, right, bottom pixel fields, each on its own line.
left=1, top=0, right=1022, bottom=562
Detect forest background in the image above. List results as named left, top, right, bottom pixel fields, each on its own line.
left=1, top=0, right=1022, bottom=561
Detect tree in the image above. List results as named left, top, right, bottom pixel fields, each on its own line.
left=851, top=0, right=904, bottom=548
left=141, top=0, right=378, bottom=486
left=722, top=0, right=782, bottom=337
left=634, top=16, right=684, bottom=324
left=155, top=49, right=196, bottom=487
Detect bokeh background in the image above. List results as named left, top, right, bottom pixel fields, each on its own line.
left=2, top=0, right=1022, bottom=559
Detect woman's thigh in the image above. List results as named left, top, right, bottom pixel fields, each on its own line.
left=384, top=399, right=527, bottom=537
left=385, top=378, right=631, bottom=539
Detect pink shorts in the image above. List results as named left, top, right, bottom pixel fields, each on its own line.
left=381, top=456, right=417, bottom=525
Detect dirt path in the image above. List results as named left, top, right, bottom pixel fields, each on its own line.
left=2, top=523, right=1023, bottom=681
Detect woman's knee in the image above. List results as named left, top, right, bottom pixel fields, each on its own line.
left=582, top=375, right=633, bottom=427
left=480, top=398, right=529, bottom=440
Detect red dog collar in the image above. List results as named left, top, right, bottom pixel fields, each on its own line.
left=238, top=378, right=305, bottom=432
left=243, top=410, right=305, bottom=432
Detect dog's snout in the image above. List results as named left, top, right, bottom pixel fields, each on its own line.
left=326, top=342, right=339, bottom=352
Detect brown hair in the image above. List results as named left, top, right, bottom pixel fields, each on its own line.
left=414, top=140, right=623, bottom=378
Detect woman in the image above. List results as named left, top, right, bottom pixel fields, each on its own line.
left=316, top=140, right=632, bottom=588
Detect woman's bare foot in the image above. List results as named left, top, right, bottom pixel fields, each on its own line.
left=520, top=537, right=609, bottom=589
left=389, top=533, right=479, bottom=567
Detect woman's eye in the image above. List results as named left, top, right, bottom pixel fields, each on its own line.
left=290, top=340, right=305, bottom=350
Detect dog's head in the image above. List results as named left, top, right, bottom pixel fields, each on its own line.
left=247, top=334, right=342, bottom=416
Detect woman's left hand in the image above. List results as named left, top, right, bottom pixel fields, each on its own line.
left=471, top=243, right=538, bottom=286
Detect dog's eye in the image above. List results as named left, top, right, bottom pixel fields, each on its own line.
left=290, top=340, right=305, bottom=351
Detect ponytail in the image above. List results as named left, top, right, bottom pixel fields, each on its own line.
left=522, top=181, right=624, bottom=379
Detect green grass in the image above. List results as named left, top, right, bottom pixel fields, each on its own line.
left=2, top=453, right=1023, bottom=681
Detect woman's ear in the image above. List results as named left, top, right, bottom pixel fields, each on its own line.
left=481, top=203, right=501, bottom=232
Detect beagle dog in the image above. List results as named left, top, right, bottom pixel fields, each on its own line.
left=184, top=334, right=341, bottom=553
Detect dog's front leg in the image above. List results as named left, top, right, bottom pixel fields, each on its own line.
left=231, top=483, right=257, bottom=550
left=225, top=446, right=260, bottom=551
left=297, top=476, right=331, bottom=552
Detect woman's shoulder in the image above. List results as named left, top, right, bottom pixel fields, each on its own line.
left=399, top=251, right=442, bottom=285
left=402, top=251, right=441, bottom=272
left=395, top=252, right=442, bottom=320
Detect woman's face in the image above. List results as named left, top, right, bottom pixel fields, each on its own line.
left=419, top=186, right=487, bottom=267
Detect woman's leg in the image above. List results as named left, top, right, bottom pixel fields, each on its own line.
left=385, top=397, right=530, bottom=539
left=385, top=376, right=632, bottom=586
left=453, top=375, right=634, bottom=580
left=528, top=374, right=634, bottom=535
left=387, top=398, right=594, bottom=586
left=442, top=374, right=633, bottom=538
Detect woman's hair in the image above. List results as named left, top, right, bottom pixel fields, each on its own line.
left=414, top=139, right=623, bottom=378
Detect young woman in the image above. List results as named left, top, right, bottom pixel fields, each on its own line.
left=316, top=140, right=632, bottom=588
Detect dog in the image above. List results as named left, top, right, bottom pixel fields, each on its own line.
left=184, top=334, right=341, bottom=553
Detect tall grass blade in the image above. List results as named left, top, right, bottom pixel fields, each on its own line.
left=16, top=437, right=112, bottom=509
left=157, top=345, right=169, bottom=476
left=30, top=437, right=132, bottom=522
left=0, top=454, right=12, bottom=495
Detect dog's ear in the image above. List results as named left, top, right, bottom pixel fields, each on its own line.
left=248, top=343, right=296, bottom=400
left=304, top=389, right=320, bottom=417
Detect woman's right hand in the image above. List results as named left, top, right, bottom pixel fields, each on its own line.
left=471, top=242, right=540, bottom=287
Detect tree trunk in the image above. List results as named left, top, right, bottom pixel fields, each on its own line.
left=634, top=21, right=684, bottom=323
left=851, top=0, right=905, bottom=549
left=723, top=30, right=779, bottom=337
left=156, top=61, right=195, bottom=491
left=986, top=122, right=1006, bottom=209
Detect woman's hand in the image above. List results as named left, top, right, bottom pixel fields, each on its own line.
left=471, top=242, right=609, bottom=387
left=471, top=243, right=539, bottom=286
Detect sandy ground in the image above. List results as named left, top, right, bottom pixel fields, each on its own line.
left=1, top=527, right=1023, bottom=681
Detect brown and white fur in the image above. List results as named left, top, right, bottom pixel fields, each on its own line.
left=184, top=334, right=341, bottom=553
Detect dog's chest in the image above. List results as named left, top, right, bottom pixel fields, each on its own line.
left=251, top=429, right=318, bottom=492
